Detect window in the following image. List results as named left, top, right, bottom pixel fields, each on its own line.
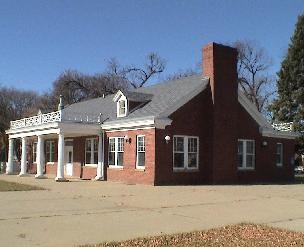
left=108, top=137, right=124, bottom=167
left=33, top=142, right=37, bottom=163
left=238, top=139, right=255, bottom=170
left=85, top=138, right=98, bottom=165
left=119, top=100, right=126, bottom=116
left=276, top=143, right=283, bottom=166
left=45, top=141, right=55, bottom=163
left=173, top=136, right=199, bottom=170
left=136, top=135, right=145, bottom=168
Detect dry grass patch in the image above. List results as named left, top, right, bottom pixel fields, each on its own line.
left=0, top=179, right=44, bottom=191
left=81, top=223, right=304, bottom=247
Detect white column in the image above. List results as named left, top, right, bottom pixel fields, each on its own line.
left=19, top=137, right=28, bottom=177
left=55, top=131, right=66, bottom=181
left=6, top=138, right=14, bottom=174
left=95, top=131, right=104, bottom=181
left=35, top=135, right=46, bottom=178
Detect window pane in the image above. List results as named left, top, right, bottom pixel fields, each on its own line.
left=137, top=153, right=145, bottom=167
left=94, top=152, right=98, bottom=164
left=174, top=137, right=184, bottom=152
left=238, top=154, right=243, bottom=167
left=117, top=152, right=124, bottom=166
left=108, top=152, right=115, bottom=165
left=174, top=153, right=184, bottom=168
left=238, top=141, right=243, bottom=154
left=188, top=138, right=197, bottom=153
left=86, top=152, right=91, bottom=164
left=246, top=141, right=254, bottom=154
left=276, top=154, right=281, bottom=164
left=119, top=100, right=126, bottom=115
left=137, top=136, right=145, bottom=151
left=118, top=138, right=124, bottom=152
left=188, top=153, right=197, bottom=168
left=109, top=139, right=115, bottom=152
left=246, top=154, right=254, bottom=168
left=93, top=139, right=98, bottom=152
left=86, top=139, right=91, bottom=152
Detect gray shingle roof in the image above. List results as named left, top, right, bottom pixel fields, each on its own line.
left=63, top=74, right=209, bottom=123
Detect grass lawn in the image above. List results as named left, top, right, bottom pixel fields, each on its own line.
left=80, top=223, right=304, bottom=247
left=0, top=179, right=44, bottom=192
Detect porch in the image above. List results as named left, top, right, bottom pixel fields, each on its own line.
left=5, top=108, right=105, bottom=181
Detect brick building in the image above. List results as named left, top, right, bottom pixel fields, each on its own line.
left=5, top=43, right=299, bottom=185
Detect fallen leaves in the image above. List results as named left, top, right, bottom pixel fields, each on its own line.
left=80, top=223, right=304, bottom=247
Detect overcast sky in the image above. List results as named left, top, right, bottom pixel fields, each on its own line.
left=0, top=0, right=303, bottom=93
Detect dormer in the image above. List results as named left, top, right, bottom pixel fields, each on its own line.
left=113, top=90, right=128, bottom=118
left=113, top=90, right=153, bottom=118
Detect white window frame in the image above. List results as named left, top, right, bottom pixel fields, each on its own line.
left=33, top=142, right=37, bottom=163
left=117, top=95, right=128, bottom=118
left=276, top=143, right=283, bottom=167
left=238, top=139, right=255, bottom=170
left=136, top=135, right=145, bottom=169
left=173, top=135, right=199, bottom=171
left=45, top=140, right=55, bottom=164
left=85, top=138, right=98, bottom=167
left=108, top=137, right=124, bottom=168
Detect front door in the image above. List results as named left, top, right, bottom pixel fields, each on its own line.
left=64, top=146, right=73, bottom=176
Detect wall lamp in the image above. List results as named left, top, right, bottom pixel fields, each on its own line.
left=262, top=140, right=268, bottom=147
left=124, top=135, right=131, bottom=143
left=164, top=135, right=171, bottom=144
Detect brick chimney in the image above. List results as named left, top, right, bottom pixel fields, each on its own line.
left=202, top=43, right=238, bottom=183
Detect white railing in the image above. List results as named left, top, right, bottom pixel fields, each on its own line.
left=10, top=111, right=62, bottom=130
left=10, top=110, right=102, bottom=130
left=272, top=122, right=293, bottom=132
left=62, top=111, right=101, bottom=123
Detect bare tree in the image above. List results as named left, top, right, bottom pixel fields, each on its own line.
left=49, top=69, right=129, bottom=106
left=0, top=86, right=41, bottom=161
left=107, top=52, right=166, bottom=88
left=233, top=40, right=275, bottom=113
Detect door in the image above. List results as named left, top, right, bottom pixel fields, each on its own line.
left=64, top=146, right=73, bottom=176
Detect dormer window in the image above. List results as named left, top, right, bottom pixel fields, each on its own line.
left=113, top=89, right=152, bottom=118
left=118, top=99, right=127, bottom=117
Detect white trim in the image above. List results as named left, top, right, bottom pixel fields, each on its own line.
left=276, top=143, right=283, bottom=167
left=109, top=165, right=123, bottom=169
left=173, top=135, right=199, bottom=171
left=238, top=139, right=255, bottom=170
left=7, top=122, right=100, bottom=139
left=261, top=128, right=299, bottom=139
left=117, top=96, right=128, bottom=118
left=113, top=90, right=124, bottom=102
left=105, top=126, right=154, bottom=133
left=136, top=135, right=145, bottom=169
left=101, top=116, right=172, bottom=130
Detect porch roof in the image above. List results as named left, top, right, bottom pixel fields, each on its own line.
left=6, top=121, right=100, bottom=139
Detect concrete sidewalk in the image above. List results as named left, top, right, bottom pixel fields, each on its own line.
left=0, top=174, right=304, bottom=247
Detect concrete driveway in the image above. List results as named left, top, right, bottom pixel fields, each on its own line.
left=0, top=174, right=304, bottom=247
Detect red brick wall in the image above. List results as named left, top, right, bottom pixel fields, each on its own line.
left=105, top=128, right=156, bottom=185
left=36, top=136, right=98, bottom=180
left=154, top=88, right=214, bottom=185
left=236, top=102, right=295, bottom=183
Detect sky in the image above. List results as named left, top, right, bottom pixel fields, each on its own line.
left=0, top=0, right=303, bottom=94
